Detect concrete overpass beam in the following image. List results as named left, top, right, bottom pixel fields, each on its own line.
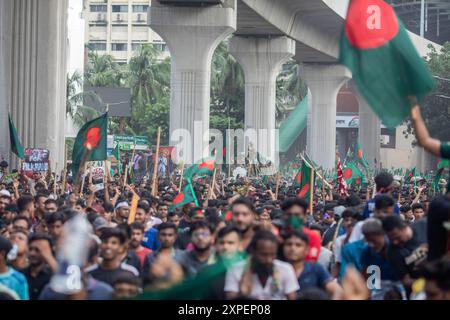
left=301, top=64, right=351, bottom=169
left=229, top=36, right=295, bottom=163
left=149, top=4, right=236, bottom=164
left=357, top=92, right=381, bottom=168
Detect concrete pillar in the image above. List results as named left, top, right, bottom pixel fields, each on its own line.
left=301, top=64, right=351, bottom=169
left=229, top=36, right=295, bottom=164
left=0, top=0, right=68, bottom=171
left=0, top=0, right=13, bottom=161
left=149, top=2, right=236, bottom=164
left=357, top=92, right=381, bottom=168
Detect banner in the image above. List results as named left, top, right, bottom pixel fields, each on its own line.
left=22, top=148, right=50, bottom=173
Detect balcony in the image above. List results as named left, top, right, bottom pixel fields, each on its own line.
left=132, top=13, right=147, bottom=24
left=112, top=13, right=128, bottom=24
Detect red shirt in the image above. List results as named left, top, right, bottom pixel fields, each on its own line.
left=135, top=247, right=152, bottom=267
left=303, top=227, right=321, bottom=262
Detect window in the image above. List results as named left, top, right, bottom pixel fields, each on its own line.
left=89, top=42, right=107, bottom=51
left=112, top=5, right=128, bottom=13
left=90, top=4, right=107, bottom=12
left=153, top=43, right=167, bottom=52
left=133, top=5, right=148, bottom=13
left=111, top=43, right=127, bottom=51
left=131, top=43, right=142, bottom=51
left=380, top=128, right=396, bottom=149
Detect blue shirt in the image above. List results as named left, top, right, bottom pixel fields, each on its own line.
left=0, top=267, right=29, bottom=300
left=360, top=243, right=398, bottom=281
left=298, top=262, right=333, bottom=292
left=362, top=196, right=400, bottom=219
left=142, top=227, right=160, bottom=251
left=339, top=240, right=368, bottom=280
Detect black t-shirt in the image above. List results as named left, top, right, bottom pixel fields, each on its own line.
left=123, top=251, right=142, bottom=275
left=87, top=263, right=139, bottom=287
left=386, top=218, right=428, bottom=280
left=21, top=265, right=53, bottom=300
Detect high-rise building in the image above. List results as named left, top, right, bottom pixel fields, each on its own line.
left=84, top=0, right=169, bottom=64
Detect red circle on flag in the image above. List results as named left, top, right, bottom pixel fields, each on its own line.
left=173, top=192, right=184, bottom=204
left=345, top=0, right=399, bottom=49
left=343, top=168, right=353, bottom=179
left=355, top=178, right=361, bottom=185
left=298, top=184, right=309, bottom=198
left=358, top=150, right=363, bottom=159
left=83, top=127, right=101, bottom=149
left=199, top=160, right=214, bottom=171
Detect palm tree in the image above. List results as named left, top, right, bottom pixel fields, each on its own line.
left=85, top=52, right=126, bottom=87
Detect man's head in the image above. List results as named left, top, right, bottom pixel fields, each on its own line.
left=231, top=198, right=255, bottom=234
left=44, top=198, right=58, bottom=214
left=157, top=203, right=169, bottom=220
left=248, top=230, right=278, bottom=277
left=17, top=195, right=35, bottom=218
left=129, top=222, right=145, bottom=250
left=112, top=272, right=141, bottom=299
left=375, top=171, right=394, bottom=193
left=115, top=202, right=130, bottom=221
left=157, top=222, right=177, bottom=249
left=341, top=208, right=359, bottom=232
left=374, top=194, right=395, bottom=219
left=422, top=257, right=450, bottom=300
left=382, top=215, right=412, bottom=246
left=282, top=230, right=309, bottom=263
left=0, top=195, right=11, bottom=215
left=362, top=218, right=386, bottom=253
left=168, top=211, right=181, bottom=228
left=45, top=212, right=65, bottom=240
left=188, top=207, right=206, bottom=223
left=10, top=230, right=28, bottom=255
left=190, top=221, right=213, bottom=253
left=28, top=233, right=53, bottom=267
left=32, top=171, right=42, bottom=181
left=411, top=203, right=425, bottom=220
left=216, top=225, right=242, bottom=258
left=74, top=199, right=86, bottom=213
left=34, top=194, right=47, bottom=214
left=281, top=198, right=309, bottom=224
left=135, top=202, right=149, bottom=225
left=12, top=216, right=30, bottom=234
left=102, top=202, right=115, bottom=222
left=0, top=235, right=12, bottom=266
left=400, top=204, right=413, bottom=221
left=99, top=228, right=127, bottom=262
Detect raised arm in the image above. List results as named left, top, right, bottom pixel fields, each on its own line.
left=410, top=105, right=442, bottom=157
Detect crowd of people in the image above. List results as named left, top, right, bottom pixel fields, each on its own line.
left=0, top=153, right=449, bottom=301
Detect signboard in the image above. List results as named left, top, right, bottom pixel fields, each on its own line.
left=22, top=148, right=50, bottom=173
left=336, top=115, right=359, bottom=128
left=108, top=135, right=149, bottom=151
left=87, top=161, right=105, bottom=181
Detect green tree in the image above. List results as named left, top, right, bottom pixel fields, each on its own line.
left=404, top=42, right=450, bottom=142
left=84, top=51, right=126, bottom=87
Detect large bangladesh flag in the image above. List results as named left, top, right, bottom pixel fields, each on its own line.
left=183, top=158, right=215, bottom=180
left=72, top=113, right=108, bottom=183
left=343, top=161, right=364, bottom=186
left=340, top=0, right=435, bottom=128
left=298, top=161, right=315, bottom=203
left=170, top=183, right=197, bottom=211
left=356, top=139, right=369, bottom=170
left=8, top=113, right=24, bottom=159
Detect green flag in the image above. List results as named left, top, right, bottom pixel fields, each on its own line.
left=72, top=113, right=108, bottom=184
left=113, top=143, right=121, bottom=175
left=298, top=161, right=315, bottom=203
left=183, top=158, right=215, bottom=180
left=170, top=182, right=197, bottom=211
left=356, top=139, right=369, bottom=170
left=8, top=114, right=24, bottom=159
left=343, top=161, right=364, bottom=186
left=433, top=160, right=450, bottom=194
left=339, top=0, right=435, bottom=128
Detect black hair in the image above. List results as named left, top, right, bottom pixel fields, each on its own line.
left=231, top=197, right=255, bottom=213
left=374, top=194, right=395, bottom=211
left=116, top=223, right=132, bottom=240
left=382, top=215, right=406, bottom=233
left=411, top=203, right=424, bottom=211
left=45, top=212, right=65, bottom=225
left=44, top=198, right=57, bottom=206
left=400, top=204, right=411, bottom=213
left=342, top=208, right=359, bottom=219
left=34, top=194, right=47, bottom=202
left=130, top=221, right=145, bottom=233
left=0, top=235, right=12, bottom=259
left=75, top=199, right=86, bottom=208
left=103, top=202, right=114, bottom=213
left=249, top=229, right=278, bottom=252
left=12, top=215, right=30, bottom=229
left=427, top=196, right=450, bottom=261
left=217, top=225, right=242, bottom=240
left=421, top=257, right=450, bottom=291
left=87, top=238, right=99, bottom=264
left=375, top=171, right=394, bottom=192
left=281, top=197, right=308, bottom=213
left=157, top=222, right=177, bottom=233
left=189, top=221, right=213, bottom=235
left=99, top=227, right=127, bottom=245
left=112, top=271, right=142, bottom=288
left=28, top=233, right=53, bottom=247
left=17, top=195, right=34, bottom=212
left=168, top=211, right=181, bottom=218
left=4, top=204, right=18, bottom=213
left=282, top=230, right=309, bottom=244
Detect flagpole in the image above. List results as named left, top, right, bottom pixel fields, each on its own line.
left=61, top=144, right=68, bottom=195
left=74, top=149, right=91, bottom=195
left=151, top=127, right=161, bottom=197
left=178, top=162, right=185, bottom=190
left=123, top=164, right=128, bottom=190
left=209, top=168, right=217, bottom=200
left=187, top=178, right=199, bottom=207
left=300, top=154, right=332, bottom=189
left=275, top=172, right=280, bottom=200
left=309, top=165, right=314, bottom=214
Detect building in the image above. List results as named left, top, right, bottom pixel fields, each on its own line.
left=84, top=0, right=169, bottom=64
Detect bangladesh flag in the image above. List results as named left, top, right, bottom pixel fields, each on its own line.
left=343, top=161, right=364, bottom=186
left=433, top=160, right=450, bottom=193
left=356, top=139, right=369, bottom=170
left=340, top=0, right=435, bottom=128
left=298, top=161, right=315, bottom=203
left=183, top=158, right=215, bottom=180
left=170, top=183, right=196, bottom=211
left=8, top=114, right=24, bottom=159
left=404, top=167, right=416, bottom=182
left=72, top=113, right=108, bottom=183
left=293, top=169, right=302, bottom=187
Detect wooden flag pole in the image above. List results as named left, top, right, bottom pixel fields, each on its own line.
left=74, top=149, right=91, bottom=195
left=209, top=168, right=217, bottom=200
left=123, top=164, right=129, bottom=189
left=300, top=154, right=332, bottom=190
left=275, top=172, right=280, bottom=200
left=151, top=127, right=161, bottom=197
left=309, top=165, right=314, bottom=214
left=178, top=162, right=185, bottom=190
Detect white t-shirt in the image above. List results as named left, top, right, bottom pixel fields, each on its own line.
left=333, top=234, right=346, bottom=263
left=146, top=216, right=162, bottom=229
left=224, top=259, right=299, bottom=300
